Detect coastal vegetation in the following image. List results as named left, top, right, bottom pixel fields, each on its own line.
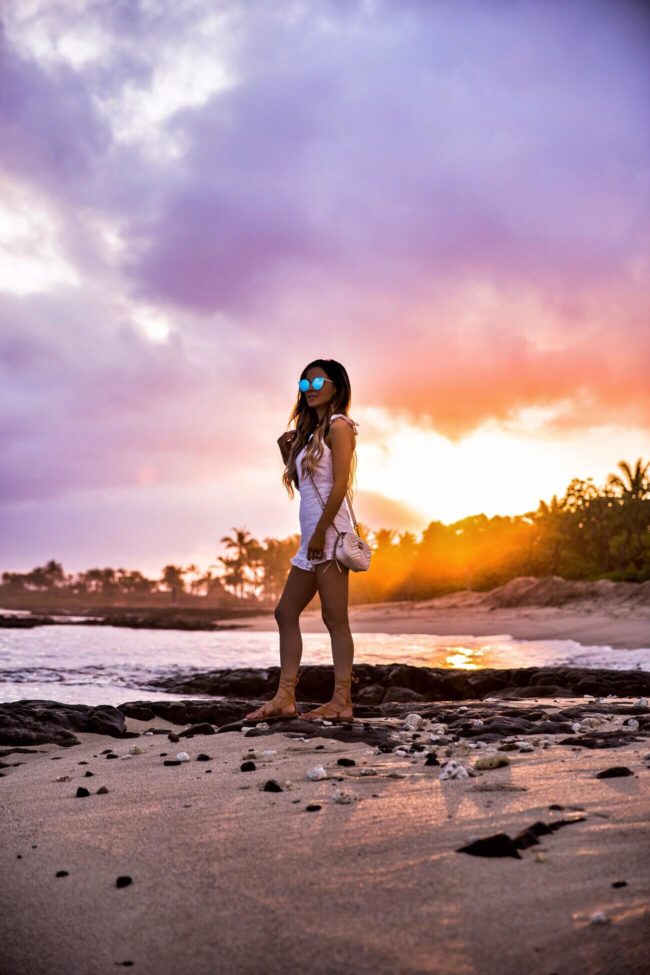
left=2, top=458, right=648, bottom=611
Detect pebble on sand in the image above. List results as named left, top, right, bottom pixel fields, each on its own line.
left=595, top=766, right=633, bottom=779
left=403, top=713, right=425, bottom=730
left=439, top=759, right=470, bottom=780
left=331, top=788, right=355, bottom=804
left=262, top=779, right=283, bottom=792
left=474, top=755, right=510, bottom=771
left=589, top=911, right=610, bottom=925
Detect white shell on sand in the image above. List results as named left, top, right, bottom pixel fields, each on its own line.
left=589, top=911, right=610, bottom=925
left=404, top=713, right=425, bottom=730
left=176, top=752, right=190, bottom=762
left=439, top=759, right=470, bottom=780
left=306, top=766, right=328, bottom=780
left=331, top=788, right=354, bottom=804
left=429, top=723, right=447, bottom=735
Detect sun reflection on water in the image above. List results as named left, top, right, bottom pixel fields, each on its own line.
left=444, top=646, right=487, bottom=669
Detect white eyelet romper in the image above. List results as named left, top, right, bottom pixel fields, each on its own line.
left=290, top=414, right=359, bottom=572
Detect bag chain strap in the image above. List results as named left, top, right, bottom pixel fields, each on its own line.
left=306, top=467, right=360, bottom=534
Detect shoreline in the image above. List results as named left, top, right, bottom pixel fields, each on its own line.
left=1, top=702, right=649, bottom=974
left=235, top=603, right=650, bottom=651
left=1, top=576, right=649, bottom=652
left=1, top=603, right=648, bottom=652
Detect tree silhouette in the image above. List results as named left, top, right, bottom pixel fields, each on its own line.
left=607, top=458, right=650, bottom=501
left=606, top=458, right=650, bottom=570
left=218, top=527, right=259, bottom=599
left=1, top=456, right=649, bottom=607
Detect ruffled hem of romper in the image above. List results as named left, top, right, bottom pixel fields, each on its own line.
left=290, top=553, right=335, bottom=572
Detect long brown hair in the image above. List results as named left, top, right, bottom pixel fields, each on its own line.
left=282, top=358, right=358, bottom=501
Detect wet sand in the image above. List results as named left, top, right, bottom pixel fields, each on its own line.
left=1, top=704, right=649, bottom=975
left=237, top=601, right=650, bottom=651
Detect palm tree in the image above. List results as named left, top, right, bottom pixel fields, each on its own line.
left=25, top=560, right=66, bottom=591
left=257, top=537, right=301, bottom=602
left=606, top=458, right=650, bottom=501
left=218, top=527, right=259, bottom=600
left=606, top=458, right=650, bottom=570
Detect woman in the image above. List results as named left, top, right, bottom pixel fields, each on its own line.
left=245, top=358, right=360, bottom=724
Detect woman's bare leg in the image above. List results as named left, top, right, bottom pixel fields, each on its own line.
left=244, top=565, right=317, bottom=720
left=302, top=561, right=355, bottom=720
left=275, top=564, right=319, bottom=676
left=316, top=561, right=353, bottom=678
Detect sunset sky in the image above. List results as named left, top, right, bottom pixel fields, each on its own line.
left=1, top=0, right=648, bottom=578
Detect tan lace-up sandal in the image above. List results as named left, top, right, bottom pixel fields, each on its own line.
left=244, top=673, right=300, bottom=722
left=301, top=672, right=359, bottom=723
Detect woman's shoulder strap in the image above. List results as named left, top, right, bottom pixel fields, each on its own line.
left=329, top=413, right=359, bottom=433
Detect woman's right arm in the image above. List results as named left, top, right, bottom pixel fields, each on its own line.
left=277, top=431, right=297, bottom=465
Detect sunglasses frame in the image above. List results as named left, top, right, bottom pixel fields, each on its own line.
left=298, top=376, right=335, bottom=392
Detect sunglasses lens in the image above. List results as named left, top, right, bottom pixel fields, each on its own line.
left=298, top=379, right=310, bottom=392
left=312, top=377, right=324, bottom=390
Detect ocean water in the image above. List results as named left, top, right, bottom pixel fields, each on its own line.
left=1, top=619, right=649, bottom=707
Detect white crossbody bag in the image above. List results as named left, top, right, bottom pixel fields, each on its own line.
left=307, top=468, right=371, bottom=573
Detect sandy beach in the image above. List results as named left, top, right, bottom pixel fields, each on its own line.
left=236, top=585, right=650, bottom=652
left=2, top=701, right=649, bottom=975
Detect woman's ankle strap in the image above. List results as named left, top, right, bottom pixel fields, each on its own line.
left=279, top=671, right=299, bottom=685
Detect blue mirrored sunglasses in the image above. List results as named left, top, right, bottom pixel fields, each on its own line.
left=298, top=376, right=335, bottom=392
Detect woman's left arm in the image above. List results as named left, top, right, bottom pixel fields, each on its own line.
left=314, top=420, right=355, bottom=533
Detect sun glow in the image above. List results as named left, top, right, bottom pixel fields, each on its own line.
left=356, top=407, right=646, bottom=525
left=445, top=647, right=485, bottom=669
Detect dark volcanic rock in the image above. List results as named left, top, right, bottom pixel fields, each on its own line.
left=118, top=700, right=245, bottom=726
left=4, top=677, right=649, bottom=748
left=457, top=832, right=523, bottom=858
left=382, top=686, right=425, bottom=703
left=355, top=683, right=385, bottom=705
left=0, top=614, right=57, bottom=628
left=87, top=612, right=232, bottom=631
left=559, top=732, right=644, bottom=749
left=492, top=685, right=576, bottom=699
left=223, top=718, right=398, bottom=749
left=457, top=816, right=585, bottom=858
left=145, top=664, right=650, bottom=702
left=0, top=610, right=246, bottom=631
left=0, top=700, right=129, bottom=747
left=262, top=779, right=283, bottom=792
left=177, top=723, right=216, bottom=738
left=595, top=766, right=634, bottom=778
